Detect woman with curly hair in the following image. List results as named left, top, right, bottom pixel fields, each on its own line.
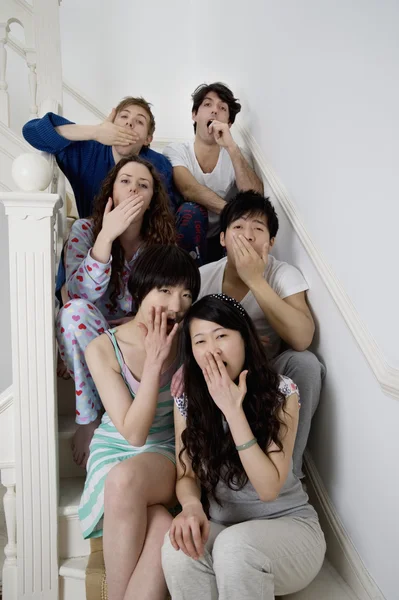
left=162, top=294, right=326, bottom=600
left=57, top=155, right=176, bottom=467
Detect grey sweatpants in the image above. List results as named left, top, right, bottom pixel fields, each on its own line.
left=162, top=516, right=326, bottom=599
left=271, top=350, right=325, bottom=478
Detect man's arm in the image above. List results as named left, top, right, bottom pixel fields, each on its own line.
left=172, top=166, right=226, bottom=214
left=251, top=284, right=315, bottom=351
left=209, top=120, right=263, bottom=193
left=233, top=235, right=314, bottom=351
left=227, top=143, right=263, bottom=193
left=23, top=110, right=136, bottom=153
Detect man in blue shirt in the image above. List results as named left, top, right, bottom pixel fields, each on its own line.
left=23, top=96, right=176, bottom=217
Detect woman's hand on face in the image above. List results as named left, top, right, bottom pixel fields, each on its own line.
left=169, top=504, right=210, bottom=559
left=138, top=306, right=178, bottom=368
left=203, top=351, right=248, bottom=417
left=101, top=194, right=144, bottom=243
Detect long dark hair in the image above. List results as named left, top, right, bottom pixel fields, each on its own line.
left=91, top=155, right=176, bottom=309
left=180, top=295, right=286, bottom=502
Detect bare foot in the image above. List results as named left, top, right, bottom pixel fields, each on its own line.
left=57, top=350, right=71, bottom=379
left=72, top=419, right=101, bottom=469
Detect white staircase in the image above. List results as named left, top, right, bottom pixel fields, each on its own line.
left=0, top=1, right=380, bottom=599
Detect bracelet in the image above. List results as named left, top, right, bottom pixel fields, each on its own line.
left=235, top=437, right=257, bottom=452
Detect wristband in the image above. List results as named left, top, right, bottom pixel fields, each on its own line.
left=235, top=437, right=257, bottom=452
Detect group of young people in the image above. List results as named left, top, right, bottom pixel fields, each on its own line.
left=23, top=82, right=326, bottom=599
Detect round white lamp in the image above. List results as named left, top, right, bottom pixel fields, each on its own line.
left=12, top=153, right=53, bottom=192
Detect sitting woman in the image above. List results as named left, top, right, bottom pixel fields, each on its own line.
left=162, top=294, right=326, bottom=600
left=79, top=244, right=200, bottom=600
left=57, top=155, right=176, bottom=466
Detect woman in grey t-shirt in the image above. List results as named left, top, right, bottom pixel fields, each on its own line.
left=162, top=293, right=326, bottom=600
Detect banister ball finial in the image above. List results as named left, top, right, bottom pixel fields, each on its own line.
left=12, top=153, right=53, bottom=192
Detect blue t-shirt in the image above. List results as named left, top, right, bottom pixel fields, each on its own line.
left=23, top=112, right=177, bottom=218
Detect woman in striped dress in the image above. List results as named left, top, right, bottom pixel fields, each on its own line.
left=78, top=245, right=200, bottom=600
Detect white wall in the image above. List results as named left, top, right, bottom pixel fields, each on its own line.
left=189, top=1, right=398, bottom=598
left=59, top=0, right=399, bottom=596
left=59, top=0, right=201, bottom=140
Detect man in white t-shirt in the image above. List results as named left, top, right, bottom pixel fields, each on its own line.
left=164, top=82, right=263, bottom=265
left=173, top=191, right=324, bottom=478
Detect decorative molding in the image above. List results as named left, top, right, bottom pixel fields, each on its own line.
left=0, top=120, right=30, bottom=151
left=7, top=34, right=25, bottom=59
left=238, top=125, right=399, bottom=401
left=0, top=386, right=13, bottom=415
left=12, top=0, right=33, bottom=16
left=304, top=451, right=385, bottom=600
left=62, top=80, right=187, bottom=148
left=0, top=181, right=10, bottom=191
left=62, top=79, right=106, bottom=121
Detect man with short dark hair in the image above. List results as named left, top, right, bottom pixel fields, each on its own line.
left=23, top=96, right=175, bottom=217
left=173, top=191, right=324, bottom=478
left=164, top=83, right=263, bottom=264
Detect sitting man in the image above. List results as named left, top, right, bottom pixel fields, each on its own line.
left=173, top=191, right=324, bottom=478
left=23, top=96, right=176, bottom=217
left=164, top=82, right=263, bottom=264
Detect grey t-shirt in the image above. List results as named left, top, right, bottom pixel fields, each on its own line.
left=175, top=376, right=317, bottom=526
left=199, top=255, right=309, bottom=359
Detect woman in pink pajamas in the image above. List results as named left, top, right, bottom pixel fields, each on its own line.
left=57, top=155, right=176, bottom=467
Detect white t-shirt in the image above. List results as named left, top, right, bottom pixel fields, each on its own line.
left=199, top=255, right=309, bottom=359
left=164, top=141, right=252, bottom=237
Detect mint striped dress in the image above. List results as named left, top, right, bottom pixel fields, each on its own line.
left=78, top=328, right=177, bottom=539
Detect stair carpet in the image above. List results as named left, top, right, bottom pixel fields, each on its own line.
left=57, top=381, right=358, bottom=600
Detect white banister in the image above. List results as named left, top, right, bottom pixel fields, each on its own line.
left=25, top=48, right=38, bottom=120
left=1, top=469, right=17, bottom=600
left=0, top=23, right=10, bottom=127
left=0, top=153, right=63, bottom=600
left=33, top=0, right=62, bottom=109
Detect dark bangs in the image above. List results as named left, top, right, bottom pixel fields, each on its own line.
left=128, top=245, right=200, bottom=307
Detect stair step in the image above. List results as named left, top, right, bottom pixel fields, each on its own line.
left=58, top=415, right=86, bottom=479
left=59, top=477, right=90, bottom=559
left=59, top=556, right=88, bottom=600
left=58, top=557, right=357, bottom=600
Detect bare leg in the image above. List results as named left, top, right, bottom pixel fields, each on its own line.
left=124, top=505, right=173, bottom=600
left=103, top=453, right=176, bottom=600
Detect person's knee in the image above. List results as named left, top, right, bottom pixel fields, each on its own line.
left=57, top=298, right=94, bottom=327
left=161, top=530, right=191, bottom=575
left=104, top=461, right=146, bottom=513
left=282, top=350, right=323, bottom=382
left=177, top=201, right=208, bottom=219
left=212, top=526, right=261, bottom=577
left=148, top=505, right=173, bottom=537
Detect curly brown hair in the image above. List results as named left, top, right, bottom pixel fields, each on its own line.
left=91, top=155, right=176, bottom=309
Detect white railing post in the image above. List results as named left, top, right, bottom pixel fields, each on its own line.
left=33, top=0, right=63, bottom=109
left=25, top=49, right=38, bottom=121
left=0, top=154, right=62, bottom=600
left=0, top=22, right=10, bottom=127
left=1, top=469, right=17, bottom=600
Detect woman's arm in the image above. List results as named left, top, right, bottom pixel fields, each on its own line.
left=174, top=405, right=202, bottom=508
left=226, top=392, right=299, bottom=501
left=203, top=352, right=300, bottom=502
left=85, top=336, right=162, bottom=446
left=169, top=404, right=210, bottom=559
left=65, top=219, right=112, bottom=303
